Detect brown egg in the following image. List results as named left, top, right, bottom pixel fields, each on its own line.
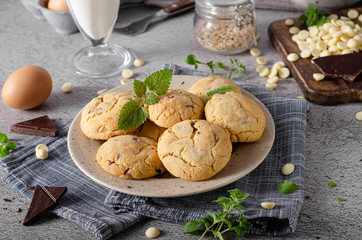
left=1, top=66, right=52, bottom=110
left=47, top=0, right=69, bottom=12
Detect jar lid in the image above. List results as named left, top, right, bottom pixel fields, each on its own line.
left=198, top=0, right=252, bottom=8
left=196, top=0, right=254, bottom=19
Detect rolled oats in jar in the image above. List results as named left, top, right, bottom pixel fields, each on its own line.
left=194, top=0, right=258, bottom=54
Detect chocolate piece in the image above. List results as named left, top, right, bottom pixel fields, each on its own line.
left=10, top=115, right=58, bottom=136
left=314, top=52, right=362, bottom=82
left=23, top=185, right=67, bottom=226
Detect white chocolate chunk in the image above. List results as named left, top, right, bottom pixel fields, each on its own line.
left=347, top=38, right=358, bottom=48
left=300, top=49, right=312, bottom=58
left=268, top=68, right=278, bottom=78
left=359, top=14, right=362, bottom=23
left=298, top=41, right=310, bottom=51
left=267, top=76, right=279, bottom=84
left=289, top=26, right=300, bottom=34
left=145, top=227, right=160, bottom=239
left=35, top=144, right=48, bottom=152
left=259, top=67, right=270, bottom=77
left=320, top=50, right=331, bottom=57
left=272, top=61, right=285, bottom=70
left=62, top=82, right=73, bottom=93
left=287, top=53, right=299, bottom=62
left=355, top=111, right=362, bottom=121
left=329, top=14, right=338, bottom=20
left=36, top=149, right=48, bottom=160
left=337, top=41, right=347, bottom=50
left=133, top=59, right=145, bottom=67
left=120, top=78, right=130, bottom=85
left=291, top=34, right=300, bottom=42
left=122, top=69, right=134, bottom=79
left=97, top=89, right=108, bottom=95
left=250, top=47, right=261, bottom=57
left=298, top=30, right=309, bottom=40
left=313, top=73, right=325, bottom=81
left=311, top=47, right=321, bottom=57
left=256, top=57, right=267, bottom=65
left=317, top=41, right=328, bottom=51
left=342, top=49, right=353, bottom=54
left=265, top=82, right=277, bottom=90
left=261, top=202, right=276, bottom=210
left=285, top=19, right=294, bottom=26
left=279, top=67, right=290, bottom=79
left=281, top=163, right=295, bottom=176
left=309, top=26, right=319, bottom=37
left=347, top=9, right=359, bottom=19
left=256, top=65, right=265, bottom=73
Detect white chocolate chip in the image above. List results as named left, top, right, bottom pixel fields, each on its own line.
left=133, top=59, right=145, bottom=67
left=355, top=111, right=362, bottom=121
left=36, top=149, right=48, bottom=160
left=97, top=89, right=108, bottom=95
left=35, top=144, right=48, bottom=152
left=313, top=73, right=325, bottom=81
left=279, top=67, right=290, bottom=79
left=287, top=53, right=299, bottom=62
left=122, top=69, right=134, bottom=79
left=347, top=9, right=359, bottom=19
left=145, top=227, right=160, bottom=239
left=289, top=26, right=300, bottom=35
left=300, top=49, right=312, bottom=58
left=329, top=14, right=338, bottom=20
left=359, top=14, right=362, bottom=23
left=281, top=163, right=295, bottom=176
left=250, top=47, right=261, bottom=57
left=259, top=67, right=270, bottom=77
left=261, top=202, right=276, bottom=210
left=120, top=79, right=130, bottom=85
left=298, top=30, right=310, bottom=40
left=256, top=57, right=267, bottom=65
left=62, top=82, right=73, bottom=93
left=265, top=82, right=277, bottom=90
left=267, top=76, right=279, bottom=84
left=256, top=65, right=266, bottom=73
left=285, top=19, right=294, bottom=26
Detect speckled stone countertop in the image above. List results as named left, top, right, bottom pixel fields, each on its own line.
left=1, top=1, right=361, bottom=239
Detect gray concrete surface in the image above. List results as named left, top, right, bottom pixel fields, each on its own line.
left=1, top=1, right=361, bottom=239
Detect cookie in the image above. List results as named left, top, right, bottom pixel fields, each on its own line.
left=158, top=119, right=232, bottom=181
left=96, top=135, right=165, bottom=179
left=81, top=92, right=140, bottom=140
left=188, top=76, right=242, bottom=104
left=132, top=119, right=166, bottom=142
left=205, top=91, right=265, bottom=142
left=145, top=89, right=204, bottom=128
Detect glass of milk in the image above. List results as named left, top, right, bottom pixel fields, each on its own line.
left=66, top=0, right=135, bottom=78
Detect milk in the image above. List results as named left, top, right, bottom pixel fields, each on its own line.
left=67, top=0, right=120, bottom=40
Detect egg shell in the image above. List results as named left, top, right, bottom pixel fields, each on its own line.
left=2, top=66, right=52, bottom=110
left=47, top=0, right=69, bottom=12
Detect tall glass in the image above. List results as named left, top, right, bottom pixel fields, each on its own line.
left=66, top=0, right=134, bottom=78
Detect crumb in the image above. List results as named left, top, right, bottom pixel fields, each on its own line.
left=19, top=221, right=21, bottom=223
left=181, top=81, right=185, bottom=85
left=3, top=198, right=12, bottom=202
left=305, top=196, right=310, bottom=199
left=16, top=208, right=22, bottom=213
left=3, top=208, right=8, bottom=210
left=127, top=186, right=131, bottom=189
left=93, top=212, right=98, bottom=217
left=315, top=237, right=321, bottom=239
left=340, top=175, right=344, bottom=178
left=113, top=212, right=117, bottom=215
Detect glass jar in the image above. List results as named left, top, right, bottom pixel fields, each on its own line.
left=194, top=0, right=258, bottom=54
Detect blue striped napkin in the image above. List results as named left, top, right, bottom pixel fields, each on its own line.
left=1, top=64, right=309, bottom=239
left=105, top=64, right=310, bottom=236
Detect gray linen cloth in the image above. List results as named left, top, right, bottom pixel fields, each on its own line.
left=105, top=64, right=309, bottom=236
left=1, top=64, right=309, bottom=239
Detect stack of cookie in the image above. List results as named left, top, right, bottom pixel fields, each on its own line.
left=80, top=76, right=266, bottom=182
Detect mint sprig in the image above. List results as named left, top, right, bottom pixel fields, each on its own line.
left=328, top=181, right=337, bottom=187
left=117, top=69, right=173, bottom=131
left=207, top=86, right=237, bottom=97
left=0, top=132, right=16, bottom=158
left=184, top=189, right=252, bottom=239
left=278, top=180, right=299, bottom=194
left=298, top=4, right=328, bottom=27
left=185, top=54, right=246, bottom=78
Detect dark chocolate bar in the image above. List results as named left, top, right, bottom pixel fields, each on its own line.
left=10, top=115, right=58, bottom=136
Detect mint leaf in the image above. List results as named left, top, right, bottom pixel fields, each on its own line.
left=185, top=54, right=200, bottom=69
left=299, top=4, right=328, bottom=27
left=207, top=86, right=237, bottom=97
left=215, top=62, right=225, bottom=70
left=184, top=220, right=203, bottom=233
left=144, top=69, right=173, bottom=96
left=214, top=196, right=232, bottom=209
left=118, top=100, right=148, bottom=131
left=337, top=197, right=345, bottom=202
left=206, top=61, right=214, bottom=74
left=0, top=132, right=9, bottom=143
left=142, top=92, right=159, bottom=105
left=278, top=180, right=299, bottom=194
left=0, top=132, right=16, bottom=158
left=328, top=181, right=337, bottom=187
left=133, top=80, right=147, bottom=98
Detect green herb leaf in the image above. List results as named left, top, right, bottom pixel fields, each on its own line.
left=215, top=231, right=225, bottom=240
left=117, top=100, right=148, bottom=131
left=184, top=220, right=203, bottom=233
left=337, top=197, right=345, bottom=202
left=215, top=62, right=225, bottom=70
left=206, top=61, right=214, bottom=74
left=228, top=189, right=250, bottom=202
left=328, top=181, right=337, bottom=187
left=0, top=132, right=9, bottom=143
left=142, top=92, right=159, bottom=105
left=214, top=196, right=232, bottom=210
left=298, top=4, right=328, bottom=27
left=133, top=80, right=147, bottom=98
left=234, top=226, right=245, bottom=236
left=207, top=86, right=237, bottom=97
left=0, top=132, right=16, bottom=158
left=185, top=54, right=200, bottom=69
left=144, top=69, right=173, bottom=96
left=278, top=180, right=299, bottom=194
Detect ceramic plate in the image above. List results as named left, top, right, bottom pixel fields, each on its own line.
left=68, top=75, right=275, bottom=198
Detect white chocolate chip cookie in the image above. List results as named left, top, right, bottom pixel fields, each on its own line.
left=132, top=119, right=166, bottom=142
left=145, top=89, right=204, bottom=128
left=96, top=135, right=165, bottom=179
left=158, top=119, right=232, bottom=181
left=188, top=76, right=242, bottom=104
left=80, top=92, right=140, bottom=140
left=205, top=91, right=266, bottom=142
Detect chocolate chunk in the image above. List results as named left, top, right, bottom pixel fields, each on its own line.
left=10, top=115, right=58, bottom=137
left=3, top=198, right=12, bottom=202
left=23, top=185, right=67, bottom=226
left=314, top=52, right=362, bottom=82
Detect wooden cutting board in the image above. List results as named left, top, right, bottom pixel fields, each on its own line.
left=268, top=8, right=362, bottom=105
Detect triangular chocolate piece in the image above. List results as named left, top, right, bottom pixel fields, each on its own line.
left=10, top=115, right=58, bottom=136
left=23, top=185, right=67, bottom=226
